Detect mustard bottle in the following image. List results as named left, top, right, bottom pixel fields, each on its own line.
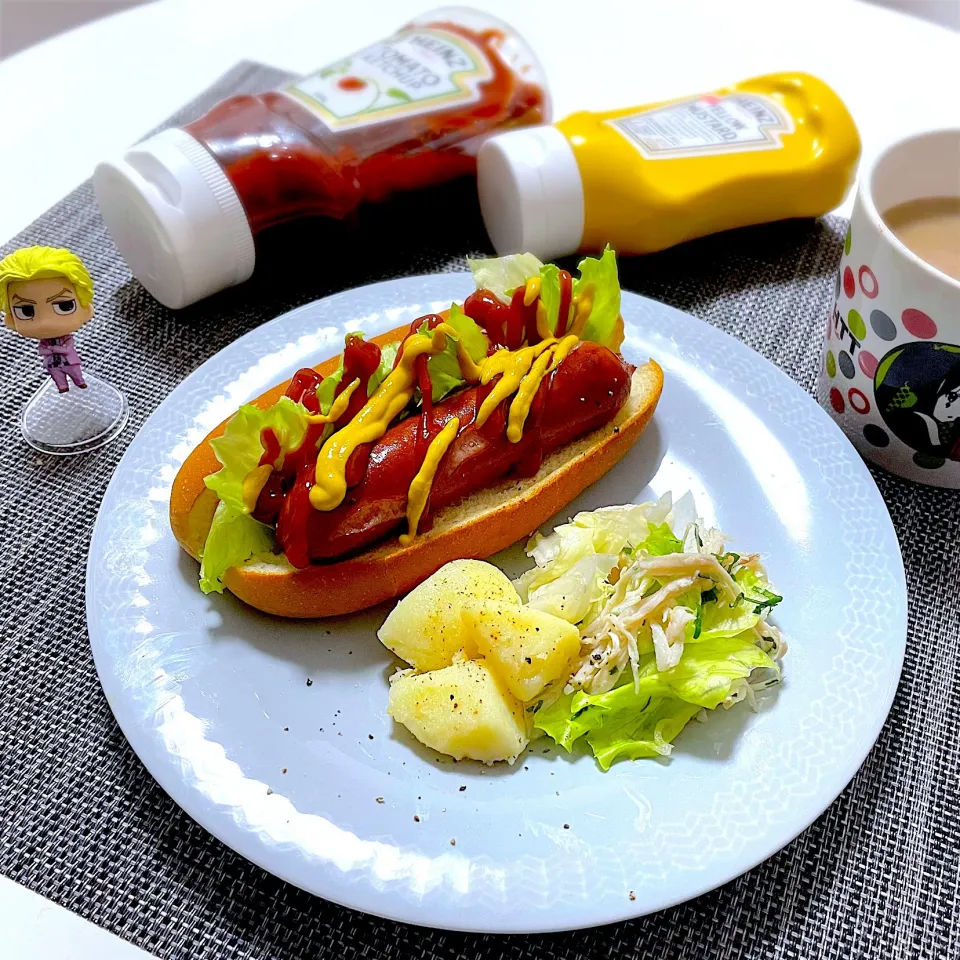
left=476, top=73, right=861, bottom=259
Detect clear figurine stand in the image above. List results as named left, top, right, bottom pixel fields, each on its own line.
left=20, top=373, right=128, bottom=456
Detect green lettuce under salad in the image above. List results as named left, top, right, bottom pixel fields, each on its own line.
left=197, top=250, right=626, bottom=593
left=516, top=494, right=787, bottom=769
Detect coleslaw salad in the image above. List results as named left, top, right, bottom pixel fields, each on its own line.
left=517, top=494, right=787, bottom=769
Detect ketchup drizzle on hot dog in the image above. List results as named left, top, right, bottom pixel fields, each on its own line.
left=255, top=337, right=382, bottom=531
left=407, top=315, right=445, bottom=497
left=258, top=427, right=282, bottom=469
left=253, top=368, right=323, bottom=523
left=463, top=289, right=508, bottom=347
left=278, top=468, right=315, bottom=569
left=297, top=341, right=632, bottom=561
left=335, top=335, right=383, bottom=487
left=465, top=281, right=568, bottom=349
left=248, top=279, right=626, bottom=568
left=506, top=287, right=531, bottom=350
left=336, top=334, right=382, bottom=425
left=284, top=368, right=322, bottom=413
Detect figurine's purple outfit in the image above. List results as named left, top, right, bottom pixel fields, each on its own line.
left=39, top=334, right=86, bottom=392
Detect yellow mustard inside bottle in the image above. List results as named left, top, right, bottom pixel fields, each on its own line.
left=477, top=72, right=861, bottom=260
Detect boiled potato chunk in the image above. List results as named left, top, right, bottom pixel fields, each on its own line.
left=387, top=659, right=529, bottom=764
left=464, top=600, right=581, bottom=701
left=378, top=560, right=519, bottom=671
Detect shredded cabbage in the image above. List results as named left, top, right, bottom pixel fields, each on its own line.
left=515, top=496, right=673, bottom=607
left=536, top=684, right=704, bottom=769
left=524, top=554, right=619, bottom=626
left=527, top=493, right=787, bottom=768
left=697, top=602, right=760, bottom=642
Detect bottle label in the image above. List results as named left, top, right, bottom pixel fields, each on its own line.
left=607, top=93, right=795, bottom=159
left=283, top=27, right=493, bottom=131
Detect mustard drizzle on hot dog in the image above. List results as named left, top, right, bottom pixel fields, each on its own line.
left=260, top=282, right=596, bottom=542
left=399, top=416, right=461, bottom=547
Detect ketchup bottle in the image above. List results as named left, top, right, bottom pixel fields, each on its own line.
left=93, top=7, right=549, bottom=309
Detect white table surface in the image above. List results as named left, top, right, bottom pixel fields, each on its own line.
left=1, top=0, right=959, bottom=243
left=0, top=0, right=957, bottom=956
left=0, top=876, right=152, bottom=960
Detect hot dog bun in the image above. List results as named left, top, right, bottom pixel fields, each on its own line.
left=170, top=324, right=663, bottom=618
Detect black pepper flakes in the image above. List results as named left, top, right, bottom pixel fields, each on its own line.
left=459, top=785, right=466, bottom=792
left=563, top=823, right=570, bottom=830
left=305, top=678, right=313, bottom=686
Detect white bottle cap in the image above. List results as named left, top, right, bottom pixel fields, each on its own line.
left=477, top=125, right=585, bottom=261
left=93, top=128, right=256, bottom=309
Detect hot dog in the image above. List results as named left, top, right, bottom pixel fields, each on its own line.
left=275, top=341, right=633, bottom=562
left=169, top=250, right=663, bottom=618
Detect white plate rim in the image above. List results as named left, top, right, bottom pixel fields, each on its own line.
left=87, top=273, right=907, bottom=932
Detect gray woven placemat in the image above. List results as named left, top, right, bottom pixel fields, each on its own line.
left=0, top=62, right=956, bottom=960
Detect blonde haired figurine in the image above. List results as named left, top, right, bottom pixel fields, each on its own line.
left=0, top=246, right=127, bottom=454
left=0, top=246, right=95, bottom=392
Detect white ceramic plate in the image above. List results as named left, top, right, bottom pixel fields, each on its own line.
left=87, top=274, right=906, bottom=932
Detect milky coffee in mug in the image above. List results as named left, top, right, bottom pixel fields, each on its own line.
left=818, top=129, right=960, bottom=488
left=881, top=196, right=960, bottom=283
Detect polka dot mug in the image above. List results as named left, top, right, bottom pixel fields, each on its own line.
left=818, top=129, right=960, bottom=488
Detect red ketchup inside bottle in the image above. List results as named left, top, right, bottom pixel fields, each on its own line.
left=94, top=9, right=548, bottom=309
left=184, top=12, right=548, bottom=236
